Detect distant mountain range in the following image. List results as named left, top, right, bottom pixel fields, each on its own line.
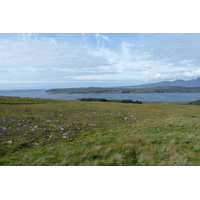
left=47, top=77, right=200, bottom=95
left=125, top=77, right=200, bottom=88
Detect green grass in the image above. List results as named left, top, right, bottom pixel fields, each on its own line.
left=0, top=96, right=200, bottom=166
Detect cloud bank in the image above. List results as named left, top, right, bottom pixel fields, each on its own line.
left=0, top=33, right=200, bottom=89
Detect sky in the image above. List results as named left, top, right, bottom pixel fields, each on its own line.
left=1, top=33, right=200, bottom=90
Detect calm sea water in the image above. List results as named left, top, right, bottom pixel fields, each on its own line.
left=0, top=89, right=200, bottom=102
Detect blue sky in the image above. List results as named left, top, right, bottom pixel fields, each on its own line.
left=1, top=33, right=200, bottom=89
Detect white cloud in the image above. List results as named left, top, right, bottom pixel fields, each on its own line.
left=1, top=33, right=200, bottom=89
left=183, top=69, right=200, bottom=78
left=95, top=33, right=112, bottom=49
left=95, top=33, right=111, bottom=41
left=48, top=38, right=59, bottom=46
left=21, top=33, right=38, bottom=42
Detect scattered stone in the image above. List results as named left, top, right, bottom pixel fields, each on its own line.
left=63, top=132, right=68, bottom=135
left=44, top=130, right=50, bottom=134
left=124, top=117, right=128, bottom=120
left=33, top=126, right=38, bottom=129
left=8, top=140, right=14, bottom=143
left=162, top=147, right=167, bottom=152
left=35, top=142, right=39, bottom=146
left=89, top=124, right=96, bottom=126
left=60, top=127, right=64, bottom=131
left=62, top=136, right=69, bottom=139
left=46, top=120, right=51, bottom=122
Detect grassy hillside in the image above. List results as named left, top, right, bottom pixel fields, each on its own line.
left=0, top=96, right=200, bottom=166
left=47, top=86, right=200, bottom=94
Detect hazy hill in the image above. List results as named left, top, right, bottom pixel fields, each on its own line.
left=125, top=77, right=200, bottom=88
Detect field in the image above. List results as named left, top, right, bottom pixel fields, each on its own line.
left=0, top=96, right=200, bottom=166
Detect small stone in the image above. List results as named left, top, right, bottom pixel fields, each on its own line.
left=62, top=136, right=69, bottom=139
left=35, top=143, right=39, bottom=146
left=162, top=147, right=166, bottom=152
left=89, top=124, right=96, bottom=126
left=8, top=140, right=13, bottom=143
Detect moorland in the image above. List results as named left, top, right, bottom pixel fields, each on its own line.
left=0, top=96, right=200, bottom=166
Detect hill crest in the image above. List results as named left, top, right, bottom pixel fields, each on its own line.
left=125, top=77, right=200, bottom=88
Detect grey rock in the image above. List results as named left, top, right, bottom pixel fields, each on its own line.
left=89, top=124, right=96, bottom=126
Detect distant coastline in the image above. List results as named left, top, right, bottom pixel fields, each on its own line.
left=47, top=86, right=200, bottom=94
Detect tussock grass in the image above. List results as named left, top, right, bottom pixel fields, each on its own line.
left=0, top=96, right=200, bottom=166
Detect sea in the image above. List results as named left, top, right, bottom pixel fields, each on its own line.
left=0, top=89, right=200, bottom=102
